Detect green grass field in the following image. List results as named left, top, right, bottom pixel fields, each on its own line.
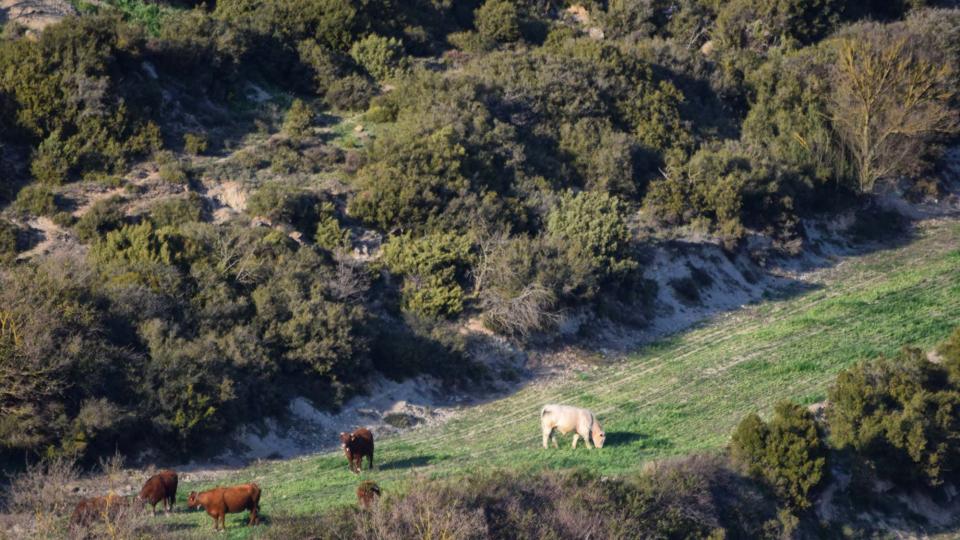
left=162, top=221, right=960, bottom=537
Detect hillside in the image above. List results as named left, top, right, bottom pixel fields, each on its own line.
left=94, top=217, right=957, bottom=537
left=3, top=0, right=960, bottom=538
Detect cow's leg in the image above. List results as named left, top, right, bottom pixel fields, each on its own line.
left=542, top=426, right=552, bottom=449
left=368, top=453, right=374, bottom=471
left=551, top=430, right=559, bottom=448
left=583, top=431, right=594, bottom=449
left=572, top=433, right=579, bottom=449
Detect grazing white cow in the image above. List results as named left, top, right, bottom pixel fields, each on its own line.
left=540, top=404, right=605, bottom=449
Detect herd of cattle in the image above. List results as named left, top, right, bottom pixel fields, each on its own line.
left=69, top=404, right=602, bottom=531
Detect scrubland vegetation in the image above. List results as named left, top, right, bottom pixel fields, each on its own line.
left=2, top=0, right=960, bottom=536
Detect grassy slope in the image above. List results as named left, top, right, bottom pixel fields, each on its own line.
left=165, top=221, right=960, bottom=537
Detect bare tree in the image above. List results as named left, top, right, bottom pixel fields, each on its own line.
left=481, top=283, right=560, bottom=338
left=329, top=249, right=370, bottom=303
left=830, top=35, right=959, bottom=193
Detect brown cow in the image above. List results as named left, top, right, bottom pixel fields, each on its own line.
left=356, top=480, right=381, bottom=508
left=71, top=493, right=132, bottom=526
left=339, top=428, right=374, bottom=474
left=187, top=483, right=261, bottom=531
left=139, top=470, right=178, bottom=515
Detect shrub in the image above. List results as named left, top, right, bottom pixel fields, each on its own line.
left=643, top=144, right=763, bottom=245
left=447, top=30, right=492, bottom=53
left=52, top=211, right=77, bottom=228
left=247, top=183, right=321, bottom=234
left=382, top=232, right=473, bottom=319
left=147, top=194, right=204, bottom=228
left=269, top=142, right=307, bottom=174
left=0, top=219, right=18, bottom=263
left=349, top=124, right=468, bottom=233
left=183, top=132, right=209, bottom=155
left=350, top=34, right=407, bottom=80
left=558, top=117, right=640, bottom=197
left=475, top=0, right=520, bottom=45
left=0, top=259, right=135, bottom=460
left=714, top=0, right=843, bottom=52
left=314, top=202, right=350, bottom=251
left=74, top=196, right=127, bottom=242
left=828, top=348, right=960, bottom=488
left=730, top=401, right=827, bottom=510
left=156, top=151, right=189, bottom=184
left=742, top=47, right=848, bottom=197
left=0, top=16, right=161, bottom=185
left=29, top=133, right=73, bottom=185
left=546, top=190, right=635, bottom=295
left=14, top=184, right=58, bottom=216
left=296, top=463, right=777, bottom=539
left=478, top=234, right=560, bottom=337
left=325, top=74, right=378, bottom=111
left=298, top=40, right=345, bottom=95
left=283, top=99, right=315, bottom=138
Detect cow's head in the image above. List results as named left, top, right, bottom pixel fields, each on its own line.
left=339, top=431, right=351, bottom=449
left=592, top=426, right=606, bottom=448
left=186, top=491, right=200, bottom=509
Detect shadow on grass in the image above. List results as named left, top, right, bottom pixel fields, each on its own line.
left=379, top=455, right=435, bottom=471
left=604, top=431, right=644, bottom=446
left=605, top=431, right=673, bottom=450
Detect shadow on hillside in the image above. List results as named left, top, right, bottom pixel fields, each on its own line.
left=604, top=431, right=644, bottom=447
left=605, top=431, right=674, bottom=451
left=379, top=455, right=434, bottom=471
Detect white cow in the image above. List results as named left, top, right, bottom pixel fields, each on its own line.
left=540, top=404, right=605, bottom=449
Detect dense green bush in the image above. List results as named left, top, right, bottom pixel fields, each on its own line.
left=247, top=183, right=324, bottom=235
left=643, top=144, right=779, bottom=245
left=730, top=401, right=827, bottom=510
left=350, top=123, right=469, bottom=233
left=350, top=34, right=407, bottom=80
left=828, top=348, right=960, bottom=488
left=0, top=15, right=161, bottom=184
left=156, top=150, right=189, bottom=184
left=382, top=232, right=473, bottom=319
left=183, top=132, right=209, bottom=156
left=146, top=194, right=204, bottom=229
left=324, top=74, right=378, bottom=111
left=546, top=190, right=635, bottom=298
left=282, top=99, right=316, bottom=138
left=313, top=201, right=350, bottom=252
left=474, top=0, right=520, bottom=45
left=13, top=184, right=58, bottom=216
left=0, top=219, right=18, bottom=264
left=742, top=46, right=852, bottom=201
left=74, top=196, right=127, bottom=242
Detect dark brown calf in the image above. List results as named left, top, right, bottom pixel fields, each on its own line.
left=339, top=427, right=374, bottom=474
left=139, top=469, right=178, bottom=515
left=187, top=483, right=261, bottom=531
left=356, top=481, right=381, bottom=508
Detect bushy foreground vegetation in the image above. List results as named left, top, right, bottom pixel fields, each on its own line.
left=1, top=0, right=959, bottom=466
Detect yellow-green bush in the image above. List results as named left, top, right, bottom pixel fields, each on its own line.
left=382, top=232, right=473, bottom=319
